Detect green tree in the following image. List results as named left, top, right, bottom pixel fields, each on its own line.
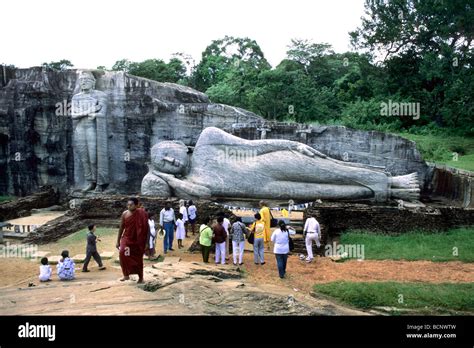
left=350, top=0, right=474, bottom=132
left=111, top=58, right=187, bottom=83
left=192, top=36, right=271, bottom=92
left=42, top=59, right=73, bottom=70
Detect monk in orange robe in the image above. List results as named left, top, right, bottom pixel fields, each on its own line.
left=259, top=200, right=272, bottom=250
left=116, top=197, right=149, bottom=283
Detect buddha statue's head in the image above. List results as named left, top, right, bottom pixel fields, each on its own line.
left=78, top=71, right=96, bottom=91
left=150, top=141, right=189, bottom=175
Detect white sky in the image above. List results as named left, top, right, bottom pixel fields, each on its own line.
left=2, top=0, right=366, bottom=69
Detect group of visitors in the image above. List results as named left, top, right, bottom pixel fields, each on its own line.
left=38, top=196, right=322, bottom=283
left=196, top=200, right=321, bottom=279
left=149, top=199, right=198, bottom=255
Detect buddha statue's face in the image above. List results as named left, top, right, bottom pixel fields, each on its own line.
left=79, top=76, right=95, bottom=91
left=151, top=141, right=189, bottom=175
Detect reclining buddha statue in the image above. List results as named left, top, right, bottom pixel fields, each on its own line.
left=141, top=127, right=419, bottom=202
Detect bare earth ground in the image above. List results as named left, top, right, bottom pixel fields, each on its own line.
left=1, top=227, right=473, bottom=315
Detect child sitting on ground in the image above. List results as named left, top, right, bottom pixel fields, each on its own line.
left=57, top=250, right=75, bottom=281
left=38, top=257, right=52, bottom=282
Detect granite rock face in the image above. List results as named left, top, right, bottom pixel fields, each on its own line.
left=0, top=66, right=429, bottom=197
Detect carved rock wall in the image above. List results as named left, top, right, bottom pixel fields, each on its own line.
left=0, top=67, right=430, bottom=198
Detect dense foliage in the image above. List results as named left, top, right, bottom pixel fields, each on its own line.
left=41, top=1, right=474, bottom=137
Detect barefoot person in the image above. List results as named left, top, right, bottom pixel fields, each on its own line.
left=116, top=198, right=149, bottom=283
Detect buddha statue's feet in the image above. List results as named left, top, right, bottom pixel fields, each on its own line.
left=94, top=184, right=109, bottom=193
left=82, top=182, right=97, bottom=192
left=390, top=173, right=420, bottom=201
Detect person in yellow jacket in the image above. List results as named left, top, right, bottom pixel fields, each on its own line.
left=259, top=200, right=272, bottom=250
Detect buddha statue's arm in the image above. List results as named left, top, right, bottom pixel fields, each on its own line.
left=152, top=171, right=212, bottom=198
left=94, top=92, right=107, bottom=117
left=198, top=127, right=327, bottom=158
left=248, top=140, right=328, bottom=158
left=71, top=98, right=102, bottom=119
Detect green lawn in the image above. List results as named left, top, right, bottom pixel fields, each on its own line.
left=55, top=227, right=117, bottom=246
left=0, top=196, right=16, bottom=203
left=339, top=227, right=474, bottom=262
left=397, top=133, right=474, bottom=171
left=313, top=281, right=474, bottom=314
left=42, top=228, right=118, bottom=257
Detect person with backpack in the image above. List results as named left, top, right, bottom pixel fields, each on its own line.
left=271, top=220, right=295, bottom=279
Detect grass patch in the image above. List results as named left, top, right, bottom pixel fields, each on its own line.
left=313, top=281, right=474, bottom=314
left=0, top=196, right=16, bottom=203
left=397, top=133, right=474, bottom=171
left=55, top=228, right=117, bottom=247
left=339, top=227, right=474, bottom=262
left=44, top=228, right=118, bottom=257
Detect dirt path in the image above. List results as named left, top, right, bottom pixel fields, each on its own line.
left=1, top=233, right=473, bottom=315
left=0, top=259, right=366, bottom=316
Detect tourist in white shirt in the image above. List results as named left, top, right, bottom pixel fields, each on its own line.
left=303, top=214, right=321, bottom=263
left=271, top=220, right=295, bottom=279
left=38, top=257, right=52, bottom=282
left=179, top=200, right=189, bottom=238
left=160, top=202, right=176, bottom=253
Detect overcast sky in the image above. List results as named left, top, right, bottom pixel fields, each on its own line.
left=3, top=0, right=366, bottom=69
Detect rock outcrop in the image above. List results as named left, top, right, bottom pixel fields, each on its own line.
left=0, top=66, right=429, bottom=197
